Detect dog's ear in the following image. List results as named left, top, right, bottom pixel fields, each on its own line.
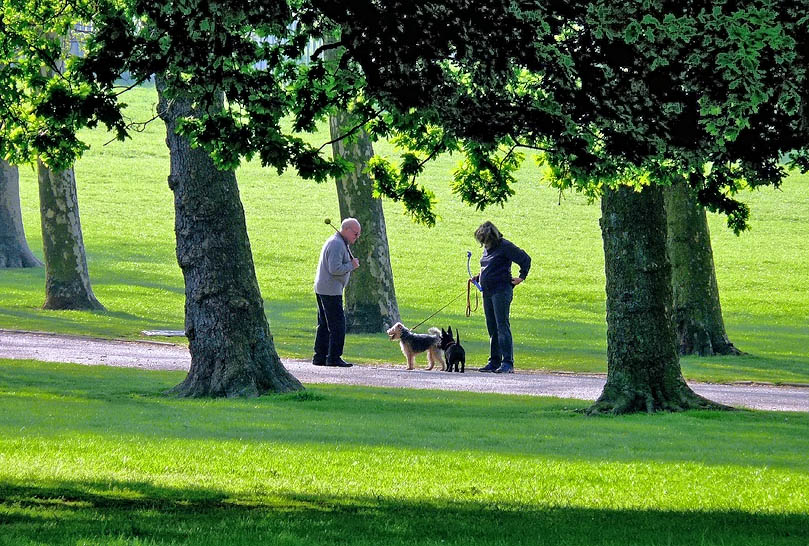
left=448, top=326, right=453, bottom=337
left=441, top=328, right=447, bottom=337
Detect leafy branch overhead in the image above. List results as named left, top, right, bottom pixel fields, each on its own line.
left=0, top=0, right=128, bottom=169
left=2, top=0, right=808, bottom=231
left=312, top=0, right=809, bottom=231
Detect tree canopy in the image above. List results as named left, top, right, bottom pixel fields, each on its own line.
left=3, top=1, right=807, bottom=230
left=0, top=0, right=126, bottom=168
left=311, top=0, right=808, bottom=231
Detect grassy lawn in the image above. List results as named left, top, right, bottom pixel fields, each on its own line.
left=1, top=359, right=807, bottom=545
left=2, top=85, right=808, bottom=384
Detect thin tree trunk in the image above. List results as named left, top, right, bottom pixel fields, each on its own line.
left=0, top=159, right=42, bottom=268
left=35, top=34, right=101, bottom=309
left=589, top=185, right=728, bottom=414
left=664, top=180, right=742, bottom=356
left=324, top=32, right=400, bottom=333
left=155, top=78, right=302, bottom=397
left=37, top=161, right=104, bottom=310
left=329, top=112, right=401, bottom=332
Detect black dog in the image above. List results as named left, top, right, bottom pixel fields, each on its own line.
left=440, top=327, right=465, bottom=373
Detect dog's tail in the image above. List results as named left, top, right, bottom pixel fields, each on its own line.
left=456, top=330, right=460, bottom=344
left=428, top=327, right=441, bottom=339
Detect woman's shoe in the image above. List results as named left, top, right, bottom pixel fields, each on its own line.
left=494, top=364, right=514, bottom=374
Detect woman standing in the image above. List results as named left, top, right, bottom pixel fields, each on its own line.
left=473, top=221, right=531, bottom=374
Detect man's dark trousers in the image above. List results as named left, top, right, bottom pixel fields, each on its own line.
left=314, top=294, right=345, bottom=364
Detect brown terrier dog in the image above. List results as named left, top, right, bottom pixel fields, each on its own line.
left=386, top=322, right=445, bottom=371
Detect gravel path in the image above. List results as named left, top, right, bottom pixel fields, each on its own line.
left=1, top=329, right=807, bottom=412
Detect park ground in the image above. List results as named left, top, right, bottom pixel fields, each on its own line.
left=1, top=356, right=808, bottom=545
left=1, top=329, right=808, bottom=412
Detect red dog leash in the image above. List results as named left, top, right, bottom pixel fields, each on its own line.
left=466, top=278, right=479, bottom=317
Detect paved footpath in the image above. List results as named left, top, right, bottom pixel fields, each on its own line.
left=1, top=329, right=807, bottom=412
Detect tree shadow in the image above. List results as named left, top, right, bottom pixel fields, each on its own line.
left=681, top=352, right=809, bottom=384
left=0, top=307, right=144, bottom=330
left=2, top=361, right=808, bottom=472
left=1, top=478, right=805, bottom=545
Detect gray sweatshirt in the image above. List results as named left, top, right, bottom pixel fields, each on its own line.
left=314, top=233, right=354, bottom=295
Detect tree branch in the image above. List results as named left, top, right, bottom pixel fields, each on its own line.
left=509, top=134, right=553, bottom=153
left=405, top=145, right=443, bottom=189
left=317, top=109, right=380, bottom=152
left=113, top=76, right=149, bottom=97
left=498, top=143, right=519, bottom=171
left=310, top=40, right=344, bottom=61
left=102, top=103, right=170, bottom=146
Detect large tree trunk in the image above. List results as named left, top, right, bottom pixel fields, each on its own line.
left=328, top=112, right=400, bottom=333
left=0, top=160, right=42, bottom=268
left=156, top=78, right=302, bottom=397
left=664, top=180, right=742, bottom=356
left=37, top=161, right=104, bottom=310
left=589, top=185, right=727, bottom=414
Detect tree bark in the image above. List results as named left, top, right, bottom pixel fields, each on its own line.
left=37, top=161, right=104, bottom=310
left=0, top=159, right=42, bottom=268
left=35, top=35, right=102, bottom=309
left=156, top=78, right=302, bottom=397
left=328, top=112, right=401, bottom=332
left=664, top=180, right=742, bottom=356
left=589, top=185, right=728, bottom=414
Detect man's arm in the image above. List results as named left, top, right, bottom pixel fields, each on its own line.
left=325, top=239, right=356, bottom=275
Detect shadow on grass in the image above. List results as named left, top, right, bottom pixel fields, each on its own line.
left=1, top=479, right=805, bottom=546
left=0, top=307, right=143, bottom=331
left=681, top=352, right=809, bottom=385
left=2, top=361, right=808, bottom=472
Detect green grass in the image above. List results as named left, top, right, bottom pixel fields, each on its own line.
left=1, top=359, right=807, bottom=545
left=2, top=85, right=809, bottom=384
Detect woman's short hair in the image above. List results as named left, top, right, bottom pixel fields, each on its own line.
left=475, top=221, right=503, bottom=249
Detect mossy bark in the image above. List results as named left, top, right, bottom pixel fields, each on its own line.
left=590, top=185, right=728, bottom=415
left=0, top=160, right=42, bottom=268
left=156, top=78, right=302, bottom=397
left=664, top=180, right=741, bottom=356
left=328, top=112, right=400, bottom=333
left=37, top=161, right=104, bottom=310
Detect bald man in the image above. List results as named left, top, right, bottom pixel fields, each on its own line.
left=313, top=218, right=361, bottom=367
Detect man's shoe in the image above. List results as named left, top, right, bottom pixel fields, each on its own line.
left=494, top=364, right=514, bottom=374
left=312, top=355, right=328, bottom=366
left=327, top=359, right=353, bottom=368
left=479, top=363, right=500, bottom=372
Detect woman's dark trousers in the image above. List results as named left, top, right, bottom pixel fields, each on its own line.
left=483, top=287, right=514, bottom=368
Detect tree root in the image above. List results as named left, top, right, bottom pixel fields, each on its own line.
left=586, top=384, right=733, bottom=415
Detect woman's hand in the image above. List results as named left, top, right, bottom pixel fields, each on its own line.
left=511, top=277, right=523, bottom=286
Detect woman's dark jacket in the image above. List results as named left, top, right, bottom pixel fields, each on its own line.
left=479, top=238, right=531, bottom=294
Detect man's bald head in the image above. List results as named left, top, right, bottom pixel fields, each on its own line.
left=340, top=218, right=361, bottom=244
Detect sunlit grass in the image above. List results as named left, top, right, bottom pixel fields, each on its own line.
left=2, top=85, right=808, bottom=384
left=1, top=359, right=807, bottom=545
